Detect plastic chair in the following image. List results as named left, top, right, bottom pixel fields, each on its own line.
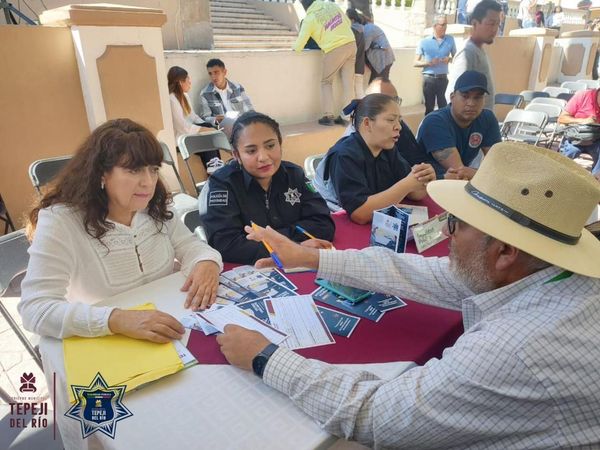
left=542, top=86, right=570, bottom=97
left=557, top=92, right=574, bottom=102
left=560, top=81, right=587, bottom=93
left=0, top=230, right=43, bottom=370
left=303, top=154, right=325, bottom=181
left=519, top=90, right=550, bottom=103
left=494, top=93, right=524, bottom=109
left=524, top=103, right=563, bottom=147
left=181, top=209, right=207, bottom=242
left=530, top=97, right=567, bottom=109
left=160, top=142, right=198, bottom=216
left=577, top=79, right=600, bottom=89
left=28, top=155, right=71, bottom=195
left=177, top=131, right=232, bottom=194
left=501, top=109, right=548, bottom=146
left=0, top=193, right=15, bottom=234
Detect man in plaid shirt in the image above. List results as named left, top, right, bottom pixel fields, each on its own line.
left=198, top=58, right=254, bottom=127
left=217, top=142, right=600, bottom=448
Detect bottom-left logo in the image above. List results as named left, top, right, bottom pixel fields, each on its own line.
left=65, top=372, right=132, bottom=439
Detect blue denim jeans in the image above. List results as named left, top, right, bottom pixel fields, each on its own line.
left=560, top=140, right=600, bottom=175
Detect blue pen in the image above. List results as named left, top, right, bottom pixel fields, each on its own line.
left=295, top=225, right=317, bottom=240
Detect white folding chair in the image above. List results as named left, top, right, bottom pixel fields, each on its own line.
left=177, top=131, right=232, bottom=194
left=530, top=97, right=567, bottom=109
left=577, top=79, right=600, bottom=89
left=525, top=103, right=563, bottom=147
left=303, top=154, right=325, bottom=182
left=560, top=81, right=587, bottom=93
left=501, top=109, right=548, bottom=146
left=542, top=86, right=570, bottom=97
left=181, top=208, right=207, bottom=242
left=159, top=142, right=198, bottom=216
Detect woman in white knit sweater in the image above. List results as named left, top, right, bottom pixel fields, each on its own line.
left=19, top=118, right=223, bottom=342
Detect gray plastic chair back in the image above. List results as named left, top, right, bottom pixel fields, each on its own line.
left=304, top=154, right=325, bottom=181
left=560, top=81, right=587, bottom=93
left=28, top=155, right=71, bottom=194
left=181, top=209, right=207, bottom=242
left=557, top=92, right=574, bottom=102
left=0, top=230, right=29, bottom=295
left=0, top=229, right=42, bottom=369
left=542, top=86, right=570, bottom=97
left=519, top=90, right=550, bottom=103
left=530, top=97, right=567, bottom=108
left=160, top=141, right=188, bottom=194
left=494, top=93, right=523, bottom=108
left=577, top=79, right=600, bottom=89
left=177, top=131, right=232, bottom=160
left=502, top=109, right=548, bottom=145
left=177, top=131, right=232, bottom=194
left=524, top=103, right=562, bottom=120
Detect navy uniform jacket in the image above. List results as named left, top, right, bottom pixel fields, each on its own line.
left=201, top=160, right=335, bottom=264
left=318, top=132, right=413, bottom=216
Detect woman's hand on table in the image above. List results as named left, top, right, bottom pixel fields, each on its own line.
left=216, top=324, right=271, bottom=371
left=244, top=225, right=320, bottom=270
left=108, top=309, right=184, bottom=343
left=181, top=260, right=220, bottom=310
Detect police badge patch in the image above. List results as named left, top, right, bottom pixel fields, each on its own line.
left=284, top=188, right=301, bottom=206
left=65, top=372, right=132, bottom=439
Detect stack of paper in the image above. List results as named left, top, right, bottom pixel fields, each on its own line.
left=63, top=303, right=188, bottom=403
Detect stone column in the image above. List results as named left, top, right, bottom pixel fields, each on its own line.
left=555, top=30, right=600, bottom=82
left=509, top=27, right=559, bottom=90
left=40, top=4, right=179, bottom=188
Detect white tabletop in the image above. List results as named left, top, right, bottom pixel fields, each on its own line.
left=41, top=272, right=415, bottom=450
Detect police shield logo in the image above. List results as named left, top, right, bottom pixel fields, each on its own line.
left=83, top=390, right=115, bottom=424
left=469, top=132, right=483, bottom=148
left=284, top=188, right=301, bottom=206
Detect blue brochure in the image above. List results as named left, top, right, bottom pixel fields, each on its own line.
left=312, top=287, right=384, bottom=322
left=237, top=298, right=271, bottom=325
left=259, top=268, right=298, bottom=292
left=370, top=205, right=410, bottom=253
left=316, top=306, right=360, bottom=338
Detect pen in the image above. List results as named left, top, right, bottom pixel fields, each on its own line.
left=295, top=224, right=317, bottom=240
left=251, top=222, right=285, bottom=270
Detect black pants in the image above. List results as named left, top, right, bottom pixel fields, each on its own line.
left=423, top=75, right=449, bottom=115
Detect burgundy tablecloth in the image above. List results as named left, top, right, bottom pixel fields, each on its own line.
left=188, top=196, right=464, bottom=366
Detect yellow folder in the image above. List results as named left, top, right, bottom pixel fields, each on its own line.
left=63, top=303, right=184, bottom=403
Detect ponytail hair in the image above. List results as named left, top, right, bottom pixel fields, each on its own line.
left=167, top=66, right=192, bottom=115
left=344, top=93, right=396, bottom=130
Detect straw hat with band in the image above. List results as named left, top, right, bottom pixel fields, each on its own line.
left=427, top=142, right=600, bottom=278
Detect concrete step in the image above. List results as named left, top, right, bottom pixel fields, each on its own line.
left=214, top=40, right=295, bottom=49
left=212, top=21, right=292, bottom=31
left=210, top=4, right=259, bottom=13
left=211, top=0, right=250, bottom=5
left=211, top=16, right=281, bottom=25
left=211, top=13, right=275, bottom=21
left=213, top=29, right=296, bottom=38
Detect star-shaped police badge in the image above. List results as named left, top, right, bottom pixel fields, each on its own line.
left=284, top=188, right=301, bottom=206
left=65, top=372, right=133, bottom=439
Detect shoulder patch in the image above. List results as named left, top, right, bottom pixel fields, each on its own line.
left=208, top=190, right=229, bottom=207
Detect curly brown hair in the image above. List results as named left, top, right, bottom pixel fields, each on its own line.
left=27, top=118, right=173, bottom=241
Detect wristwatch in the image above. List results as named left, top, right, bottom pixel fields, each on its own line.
left=252, top=343, right=279, bottom=378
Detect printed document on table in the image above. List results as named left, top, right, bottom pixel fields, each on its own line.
left=265, top=295, right=335, bottom=350
left=197, top=305, right=288, bottom=345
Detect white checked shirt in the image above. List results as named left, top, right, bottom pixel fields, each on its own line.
left=263, top=247, right=600, bottom=449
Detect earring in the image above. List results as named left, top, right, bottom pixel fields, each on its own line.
left=101, top=180, right=105, bottom=190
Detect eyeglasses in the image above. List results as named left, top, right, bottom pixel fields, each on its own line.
left=447, top=213, right=462, bottom=235
left=392, top=96, right=402, bottom=105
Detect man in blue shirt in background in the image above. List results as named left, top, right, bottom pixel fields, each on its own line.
left=417, top=70, right=501, bottom=180
left=415, top=15, right=457, bottom=115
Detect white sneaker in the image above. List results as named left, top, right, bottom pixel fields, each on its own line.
left=206, top=157, right=225, bottom=175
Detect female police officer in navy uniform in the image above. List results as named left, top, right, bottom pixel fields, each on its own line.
left=201, top=111, right=335, bottom=264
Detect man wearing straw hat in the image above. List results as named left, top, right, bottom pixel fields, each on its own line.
left=216, top=142, right=600, bottom=448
